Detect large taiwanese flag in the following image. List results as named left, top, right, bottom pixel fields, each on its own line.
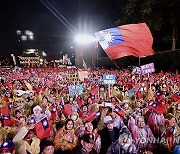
left=95, top=23, right=154, bottom=60
left=34, top=117, right=52, bottom=140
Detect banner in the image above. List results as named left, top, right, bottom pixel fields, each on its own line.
left=133, top=63, right=155, bottom=75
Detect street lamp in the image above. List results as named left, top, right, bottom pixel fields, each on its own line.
left=16, top=30, right=34, bottom=41
left=75, top=34, right=97, bottom=44
left=74, top=34, right=97, bottom=68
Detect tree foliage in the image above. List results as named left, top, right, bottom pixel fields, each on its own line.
left=116, top=0, right=180, bottom=50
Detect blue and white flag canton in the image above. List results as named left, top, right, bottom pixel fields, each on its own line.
left=2, top=115, right=10, bottom=120
left=30, top=117, right=36, bottom=124
left=114, top=106, right=121, bottom=112
left=41, top=117, right=49, bottom=130
left=95, top=111, right=101, bottom=117
left=151, top=103, right=158, bottom=109
left=95, top=27, right=124, bottom=49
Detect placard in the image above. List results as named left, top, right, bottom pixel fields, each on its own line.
left=68, top=84, right=83, bottom=96
left=103, top=74, right=116, bottom=84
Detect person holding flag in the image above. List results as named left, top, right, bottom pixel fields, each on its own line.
left=54, top=119, right=78, bottom=153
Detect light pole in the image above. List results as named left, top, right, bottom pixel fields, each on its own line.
left=75, top=34, right=97, bottom=69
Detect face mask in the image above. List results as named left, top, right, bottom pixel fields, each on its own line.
left=107, top=123, right=114, bottom=130
left=100, top=88, right=104, bottom=91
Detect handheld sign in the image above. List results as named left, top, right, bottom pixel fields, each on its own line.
left=141, top=63, right=155, bottom=75
left=103, top=74, right=116, bottom=98
left=103, top=74, right=116, bottom=85
left=68, top=84, right=83, bottom=96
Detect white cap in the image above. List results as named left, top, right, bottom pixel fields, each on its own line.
left=104, top=116, right=113, bottom=124
left=33, top=105, right=42, bottom=112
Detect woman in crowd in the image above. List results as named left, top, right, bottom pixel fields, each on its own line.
left=54, top=119, right=77, bottom=154
left=128, top=116, right=155, bottom=153
left=84, top=121, right=101, bottom=153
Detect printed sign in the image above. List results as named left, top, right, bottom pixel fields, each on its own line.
left=132, top=67, right=141, bottom=75
left=68, top=84, right=83, bottom=96
left=103, top=74, right=116, bottom=84
left=141, top=63, right=155, bottom=75
left=132, top=63, right=155, bottom=75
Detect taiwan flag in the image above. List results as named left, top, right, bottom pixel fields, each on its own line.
left=90, top=85, right=99, bottom=95
left=82, top=110, right=101, bottom=121
left=60, top=104, right=73, bottom=116
left=113, top=106, right=126, bottom=118
left=95, top=23, right=154, bottom=60
left=34, top=117, right=52, bottom=140
left=148, top=102, right=166, bottom=114
left=1, top=105, right=11, bottom=116
left=50, top=104, right=58, bottom=121
left=2, top=116, right=19, bottom=126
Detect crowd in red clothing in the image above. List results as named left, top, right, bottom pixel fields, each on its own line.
left=0, top=67, right=179, bottom=154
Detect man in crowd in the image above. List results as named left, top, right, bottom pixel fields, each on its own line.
left=99, top=115, right=120, bottom=154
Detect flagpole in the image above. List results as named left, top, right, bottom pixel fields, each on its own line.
left=112, top=60, right=120, bottom=69
left=97, top=43, right=98, bottom=68
left=139, top=57, right=141, bottom=66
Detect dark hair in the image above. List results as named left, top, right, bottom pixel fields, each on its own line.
left=81, top=104, right=88, bottom=110
left=15, top=110, right=22, bottom=115
left=40, top=138, right=54, bottom=153
left=64, top=119, right=74, bottom=130
left=18, top=115, right=27, bottom=121
left=0, top=117, right=4, bottom=127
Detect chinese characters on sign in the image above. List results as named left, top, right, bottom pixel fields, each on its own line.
left=68, top=85, right=83, bottom=96
left=133, top=63, right=155, bottom=75
left=103, top=74, right=116, bottom=84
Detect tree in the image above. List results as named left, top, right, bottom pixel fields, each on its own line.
left=116, top=0, right=180, bottom=50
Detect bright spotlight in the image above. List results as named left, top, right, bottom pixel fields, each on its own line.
left=21, top=35, right=27, bottom=41
left=29, top=35, right=34, bottom=40
left=75, top=34, right=96, bottom=44
left=25, top=30, right=33, bottom=36
left=16, top=30, right=22, bottom=35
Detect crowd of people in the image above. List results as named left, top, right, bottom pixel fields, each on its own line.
left=0, top=67, right=179, bottom=154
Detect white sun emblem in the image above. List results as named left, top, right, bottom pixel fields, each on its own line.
left=103, top=31, right=114, bottom=44
left=53, top=108, right=56, bottom=112
left=43, top=120, right=48, bottom=126
left=152, top=104, right=157, bottom=108
left=114, top=108, right=119, bottom=112
left=3, top=142, right=8, bottom=147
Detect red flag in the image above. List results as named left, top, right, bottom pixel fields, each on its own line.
left=95, top=23, right=154, bottom=60
left=2, top=116, right=19, bottom=126
left=148, top=102, right=166, bottom=114
left=90, top=95, right=99, bottom=104
left=61, top=104, right=72, bottom=116
left=49, top=104, right=58, bottom=121
left=75, top=97, right=85, bottom=107
left=34, top=117, right=52, bottom=140
left=90, top=85, right=99, bottom=95
left=82, top=110, right=101, bottom=121
left=1, top=105, right=11, bottom=116
left=113, top=106, right=126, bottom=118
left=170, top=93, right=180, bottom=102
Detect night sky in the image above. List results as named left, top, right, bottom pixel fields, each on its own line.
left=0, top=0, right=125, bottom=59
